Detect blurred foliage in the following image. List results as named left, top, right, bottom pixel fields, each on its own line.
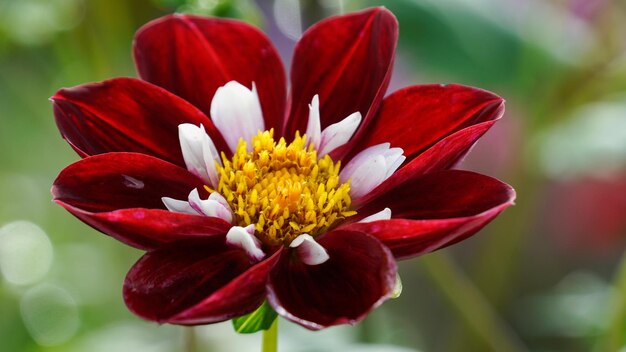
left=1, top=0, right=626, bottom=351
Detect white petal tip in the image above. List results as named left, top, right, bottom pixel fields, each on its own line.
left=162, top=197, right=196, bottom=215
left=226, top=226, right=265, bottom=262
left=360, top=208, right=392, bottom=223
left=210, top=80, right=265, bottom=153
left=290, top=234, right=329, bottom=265
left=178, top=123, right=220, bottom=187
left=340, top=143, right=406, bottom=201
left=318, top=110, right=362, bottom=156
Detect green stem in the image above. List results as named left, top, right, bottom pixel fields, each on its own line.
left=421, top=252, right=529, bottom=352
left=262, top=318, right=278, bottom=352
left=184, top=327, right=196, bottom=352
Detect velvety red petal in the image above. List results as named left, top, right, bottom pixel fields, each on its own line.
left=358, top=169, right=515, bottom=220
left=134, top=14, right=286, bottom=134
left=400, top=120, right=498, bottom=176
left=124, top=239, right=255, bottom=323
left=342, top=205, right=510, bottom=260
left=267, top=230, right=396, bottom=330
left=52, top=78, right=227, bottom=164
left=346, top=84, right=503, bottom=163
left=54, top=203, right=230, bottom=250
left=52, top=152, right=204, bottom=213
left=283, top=7, right=397, bottom=138
left=169, top=249, right=283, bottom=325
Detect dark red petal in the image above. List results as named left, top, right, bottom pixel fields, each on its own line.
left=267, top=230, right=396, bottom=330
left=52, top=78, right=227, bottom=164
left=170, top=249, right=283, bottom=325
left=55, top=203, right=230, bottom=250
left=342, top=206, right=510, bottom=260
left=284, top=7, right=397, bottom=137
left=359, top=169, right=515, bottom=220
left=124, top=239, right=256, bottom=323
left=401, top=120, right=497, bottom=176
left=134, top=14, right=286, bottom=134
left=52, top=152, right=203, bottom=213
left=347, top=84, right=504, bottom=163
left=349, top=170, right=515, bottom=258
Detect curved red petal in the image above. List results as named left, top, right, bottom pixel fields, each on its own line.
left=52, top=152, right=203, bottom=213
left=401, top=120, right=498, bottom=175
left=170, top=249, right=283, bottom=325
left=134, top=14, right=286, bottom=134
left=52, top=78, right=227, bottom=164
left=123, top=239, right=252, bottom=323
left=267, top=230, right=396, bottom=330
left=284, top=7, right=397, bottom=138
left=358, top=169, right=515, bottom=220
left=55, top=203, right=230, bottom=250
left=347, top=84, right=503, bottom=163
left=342, top=201, right=511, bottom=260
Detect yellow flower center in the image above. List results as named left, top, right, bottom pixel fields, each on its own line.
left=211, top=129, right=356, bottom=246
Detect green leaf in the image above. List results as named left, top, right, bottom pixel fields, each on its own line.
left=391, top=273, right=403, bottom=299
left=232, top=301, right=277, bottom=334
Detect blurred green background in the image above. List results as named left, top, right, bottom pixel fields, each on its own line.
left=1, top=0, right=626, bottom=351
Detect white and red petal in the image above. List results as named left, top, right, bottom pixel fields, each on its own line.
left=345, top=170, right=515, bottom=259
left=52, top=153, right=231, bottom=249
left=134, top=14, right=286, bottom=135
left=289, top=234, right=329, bottom=265
left=266, top=230, right=396, bottom=330
left=225, top=225, right=265, bottom=263
left=305, top=95, right=362, bottom=156
left=284, top=7, right=397, bottom=138
left=51, top=78, right=227, bottom=165
left=346, top=84, right=504, bottom=165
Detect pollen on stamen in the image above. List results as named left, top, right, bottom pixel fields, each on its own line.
left=213, top=129, right=356, bottom=246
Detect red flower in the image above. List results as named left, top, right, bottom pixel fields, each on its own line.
left=51, top=7, right=515, bottom=330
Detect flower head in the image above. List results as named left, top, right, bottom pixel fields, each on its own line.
left=51, top=7, right=515, bottom=330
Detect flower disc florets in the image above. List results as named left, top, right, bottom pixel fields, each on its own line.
left=214, top=129, right=356, bottom=246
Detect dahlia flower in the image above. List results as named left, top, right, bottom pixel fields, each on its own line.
left=51, top=7, right=515, bottom=331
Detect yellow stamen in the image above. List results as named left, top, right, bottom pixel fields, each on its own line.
left=215, top=129, right=354, bottom=246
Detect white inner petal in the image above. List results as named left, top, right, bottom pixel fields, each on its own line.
left=161, top=197, right=197, bottom=215
left=187, top=189, right=233, bottom=223
left=382, top=148, right=406, bottom=179
left=178, top=123, right=221, bottom=188
left=339, top=143, right=405, bottom=201
left=290, top=234, right=329, bottom=265
left=305, top=94, right=322, bottom=150
left=226, top=225, right=265, bottom=262
left=360, top=208, right=392, bottom=223
left=303, top=94, right=362, bottom=156
left=318, top=111, right=362, bottom=156
left=346, top=155, right=387, bottom=200
left=162, top=189, right=233, bottom=223
left=210, top=81, right=265, bottom=153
